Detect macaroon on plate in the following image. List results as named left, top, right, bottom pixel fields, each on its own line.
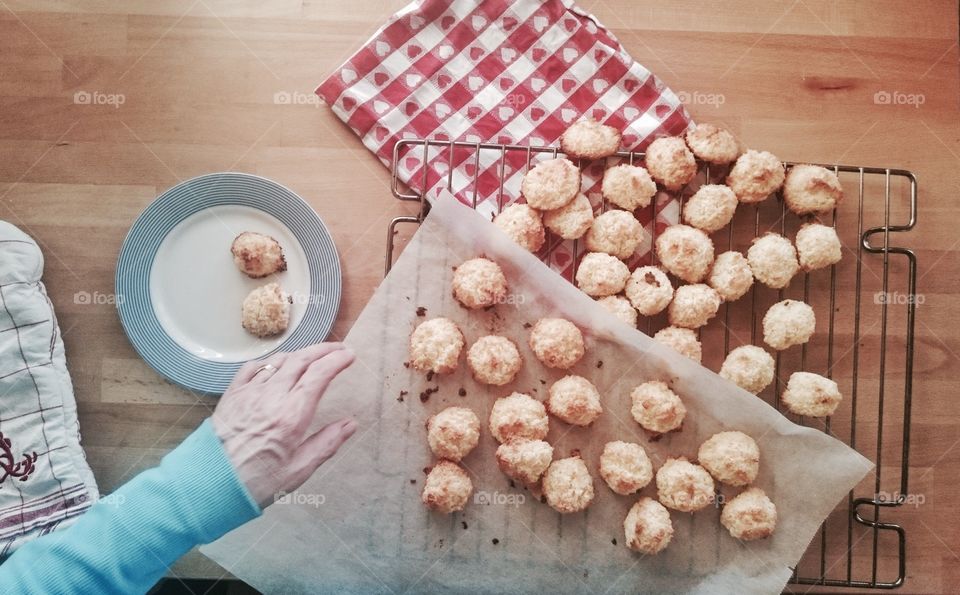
left=116, top=172, right=341, bottom=394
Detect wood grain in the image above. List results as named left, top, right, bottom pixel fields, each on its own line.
left=0, top=0, right=957, bottom=590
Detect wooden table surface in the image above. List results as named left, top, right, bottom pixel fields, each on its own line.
left=1, top=0, right=957, bottom=591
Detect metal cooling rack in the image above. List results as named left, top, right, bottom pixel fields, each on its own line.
left=386, top=138, right=917, bottom=590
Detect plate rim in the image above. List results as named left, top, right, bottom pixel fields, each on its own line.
left=115, top=171, right=341, bottom=395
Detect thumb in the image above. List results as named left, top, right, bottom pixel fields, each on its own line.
left=286, top=418, right=358, bottom=485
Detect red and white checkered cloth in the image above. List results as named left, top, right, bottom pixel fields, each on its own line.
left=317, top=0, right=692, bottom=271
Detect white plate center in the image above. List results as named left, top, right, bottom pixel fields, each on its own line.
left=150, top=205, right=310, bottom=363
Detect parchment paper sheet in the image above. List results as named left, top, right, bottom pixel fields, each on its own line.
left=202, top=193, right=873, bottom=594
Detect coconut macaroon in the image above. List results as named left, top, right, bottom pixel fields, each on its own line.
left=721, top=487, right=777, bottom=540
left=600, top=441, right=654, bottom=495
left=683, top=184, right=738, bottom=233
left=784, top=164, right=843, bottom=215
left=625, top=266, right=674, bottom=316
left=521, top=157, right=581, bottom=210
left=488, top=392, right=550, bottom=443
left=421, top=460, right=473, bottom=514
left=584, top=210, right=645, bottom=260
left=575, top=252, right=630, bottom=297
left=241, top=283, right=292, bottom=338
left=408, top=317, right=465, bottom=374
left=719, top=345, right=775, bottom=394
left=630, top=380, right=686, bottom=434
left=426, top=407, right=481, bottom=462
left=623, top=497, right=674, bottom=555
left=668, top=284, right=721, bottom=329
left=231, top=231, right=287, bottom=278
left=726, top=150, right=785, bottom=203
left=601, top=164, right=657, bottom=211
left=495, top=439, right=554, bottom=485
left=596, top=295, right=638, bottom=327
left=708, top=251, right=754, bottom=302
left=796, top=223, right=842, bottom=271
left=747, top=233, right=799, bottom=289
left=656, top=457, right=715, bottom=513
left=684, top=123, right=740, bottom=165
left=466, top=335, right=522, bottom=386
left=653, top=326, right=702, bottom=363
left=542, top=455, right=595, bottom=514
left=644, top=136, right=697, bottom=191
left=655, top=224, right=715, bottom=283
left=493, top=203, right=545, bottom=252
left=528, top=318, right=585, bottom=369
left=698, top=431, right=760, bottom=486
left=560, top=119, right=622, bottom=160
left=547, top=375, right=603, bottom=426
left=763, top=299, right=816, bottom=351
left=543, top=192, right=594, bottom=240
left=451, top=257, right=508, bottom=309
left=782, top=371, right=843, bottom=417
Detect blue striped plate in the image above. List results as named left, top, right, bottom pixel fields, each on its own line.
left=116, top=172, right=341, bottom=395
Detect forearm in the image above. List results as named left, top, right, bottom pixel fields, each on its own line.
left=0, top=420, right=260, bottom=595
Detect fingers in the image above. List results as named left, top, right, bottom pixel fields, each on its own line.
left=291, top=349, right=355, bottom=423
left=288, top=418, right=358, bottom=478
left=270, top=342, right=345, bottom=391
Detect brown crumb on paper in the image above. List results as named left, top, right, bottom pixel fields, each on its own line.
left=461, top=521, right=468, bottom=530
left=416, top=306, right=427, bottom=317
left=419, top=386, right=439, bottom=403
left=492, top=538, right=499, bottom=545
left=398, top=390, right=408, bottom=402
left=458, top=388, right=467, bottom=397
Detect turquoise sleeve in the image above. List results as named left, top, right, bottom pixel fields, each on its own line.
left=0, top=419, right=261, bottom=594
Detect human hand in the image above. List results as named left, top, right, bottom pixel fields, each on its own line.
left=212, top=343, right=358, bottom=507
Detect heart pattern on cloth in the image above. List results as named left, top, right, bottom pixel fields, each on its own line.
left=315, top=0, right=692, bottom=276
